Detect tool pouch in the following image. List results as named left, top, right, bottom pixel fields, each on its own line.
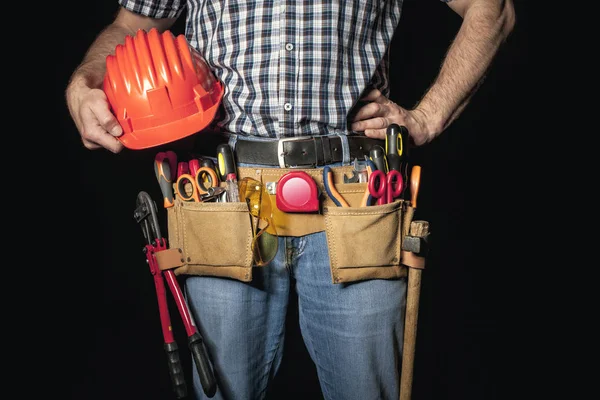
left=323, top=197, right=410, bottom=283
left=163, top=198, right=257, bottom=282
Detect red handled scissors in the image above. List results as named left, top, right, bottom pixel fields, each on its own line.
left=368, top=169, right=403, bottom=205
left=175, top=159, right=220, bottom=202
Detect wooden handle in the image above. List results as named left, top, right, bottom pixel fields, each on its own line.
left=399, top=220, right=429, bottom=400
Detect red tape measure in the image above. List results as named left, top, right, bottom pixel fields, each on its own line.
left=276, top=171, right=320, bottom=213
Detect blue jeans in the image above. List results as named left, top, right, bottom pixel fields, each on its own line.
left=185, top=144, right=407, bottom=399
left=185, top=232, right=407, bottom=400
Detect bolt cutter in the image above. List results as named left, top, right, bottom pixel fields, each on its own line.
left=134, top=191, right=217, bottom=398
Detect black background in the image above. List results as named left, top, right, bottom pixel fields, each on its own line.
left=53, top=1, right=531, bottom=399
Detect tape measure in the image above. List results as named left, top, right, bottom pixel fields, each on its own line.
left=276, top=171, right=320, bottom=213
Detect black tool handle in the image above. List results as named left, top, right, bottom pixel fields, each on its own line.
left=202, top=158, right=218, bottom=172
left=216, top=144, right=237, bottom=181
left=369, top=145, right=388, bottom=173
left=385, top=124, right=404, bottom=172
left=154, top=156, right=175, bottom=208
left=189, top=332, right=217, bottom=398
left=164, top=341, right=187, bottom=399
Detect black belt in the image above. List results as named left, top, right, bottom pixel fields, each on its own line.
left=234, top=135, right=384, bottom=167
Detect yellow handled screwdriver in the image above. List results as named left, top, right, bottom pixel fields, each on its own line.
left=216, top=144, right=240, bottom=202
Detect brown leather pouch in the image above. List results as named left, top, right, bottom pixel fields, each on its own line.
left=164, top=166, right=418, bottom=284
left=166, top=198, right=256, bottom=282
left=323, top=199, right=409, bottom=283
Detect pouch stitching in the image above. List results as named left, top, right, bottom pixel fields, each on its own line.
left=177, top=201, right=254, bottom=270
left=324, top=203, right=403, bottom=274
left=323, top=215, right=339, bottom=282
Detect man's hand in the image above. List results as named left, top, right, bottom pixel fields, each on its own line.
left=66, top=78, right=124, bottom=154
left=350, top=89, right=434, bottom=146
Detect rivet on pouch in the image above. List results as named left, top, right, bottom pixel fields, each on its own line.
left=187, top=257, right=191, bottom=262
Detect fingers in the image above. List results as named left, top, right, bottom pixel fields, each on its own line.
left=362, top=89, right=383, bottom=101
left=78, top=90, right=124, bottom=153
left=79, top=114, right=124, bottom=153
left=352, top=102, right=387, bottom=123
left=363, top=128, right=388, bottom=140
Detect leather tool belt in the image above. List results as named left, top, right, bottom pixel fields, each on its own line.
left=234, top=135, right=383, bottom=167
left=165, top=165, right=416, bottom=283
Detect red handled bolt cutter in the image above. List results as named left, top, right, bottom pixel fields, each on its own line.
left=134, top=191, right=217, bottom=398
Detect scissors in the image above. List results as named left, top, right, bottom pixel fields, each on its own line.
left=175, top=159, right=220, bottom=202
left=368, top=169, right=403, bottom=205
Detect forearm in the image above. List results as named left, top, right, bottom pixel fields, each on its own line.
left=68, top=24, right=138, bottom=91
left=416, top=0, right=516, bottom=138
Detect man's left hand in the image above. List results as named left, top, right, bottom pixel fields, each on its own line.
left=350, top=89, right=433, bottom=146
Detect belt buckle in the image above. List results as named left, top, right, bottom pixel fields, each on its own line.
left=277, top=136, right=315, bottom=168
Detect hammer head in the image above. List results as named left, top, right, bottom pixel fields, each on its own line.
left=402, top=234, right=430, bottom=255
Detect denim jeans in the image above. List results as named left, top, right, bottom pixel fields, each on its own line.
left=185, top=146, right=407, bottom=399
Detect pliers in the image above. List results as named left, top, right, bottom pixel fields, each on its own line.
left=134, top=191, right=217, bottom=398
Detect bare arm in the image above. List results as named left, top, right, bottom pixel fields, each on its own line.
left=66, top=8, right=178, bottom=152
left=417, top=0, right=516, bottom=136
left=351, top=0, right=516, bottom=145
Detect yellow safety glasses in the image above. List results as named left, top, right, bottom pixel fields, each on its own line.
left=239, top=177, right=278, bottom=266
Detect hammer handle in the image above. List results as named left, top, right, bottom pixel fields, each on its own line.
left=400, top=220, right=429, bottom=400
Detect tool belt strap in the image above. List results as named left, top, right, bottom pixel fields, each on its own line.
left=401, top=251, right=426, bottom=270
left=237, top=165, right=365, bottom=237
left=155, top=248, right=185, bottom=271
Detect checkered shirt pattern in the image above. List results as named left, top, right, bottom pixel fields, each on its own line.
left=118, top=0, right=429, bottom=138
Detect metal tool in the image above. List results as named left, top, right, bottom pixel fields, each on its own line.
left=344, top=158, right=369, bottom=183
left=360, top=157, right=377, bottom=207
left=323, top=166, right=350, bottom=207
left=368, top=169, right=403, bottom=205
left=175, top=165, right=220, bottom=202
left=134, top=191, right=217, bottom=398
left=216, top=144, right=240, bottom=202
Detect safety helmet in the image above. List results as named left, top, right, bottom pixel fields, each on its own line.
left=103, top=28, right=224, bottom=150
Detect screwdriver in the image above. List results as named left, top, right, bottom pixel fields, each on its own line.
left=216, top=144, right=240, bottom=202
left=385, top=123, right=406, bottom=173
left=369, top=145, right=388, bottom=173
left=154, top=151, right=177, bottom=208
left=201, top=158, right=219, bottom=185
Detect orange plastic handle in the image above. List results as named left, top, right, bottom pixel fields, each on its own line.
left=410, top=165, right=421, bottom=209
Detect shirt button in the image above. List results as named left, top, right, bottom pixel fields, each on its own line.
left=285, top=43, right=294, bottom=51
left=280, top=5, right=286, bottom=13
left=284, top=103, right=293, bottom=111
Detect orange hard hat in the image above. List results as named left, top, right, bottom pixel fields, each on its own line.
left=103, top=28, right=224, bottom=150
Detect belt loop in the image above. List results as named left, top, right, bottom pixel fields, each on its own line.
left=314, top=136, right=324, bottom=166
left=228, top=133, right=238, bottom=149
left=336, top=133, right=351, bottom=165
left=322, top=136, right=332, bottom=164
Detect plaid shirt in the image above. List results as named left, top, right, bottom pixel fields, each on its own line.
left=118, top=0, right=438, bottom=138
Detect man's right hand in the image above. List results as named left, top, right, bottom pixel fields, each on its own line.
left=66, top=77, right=124, bottom=153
